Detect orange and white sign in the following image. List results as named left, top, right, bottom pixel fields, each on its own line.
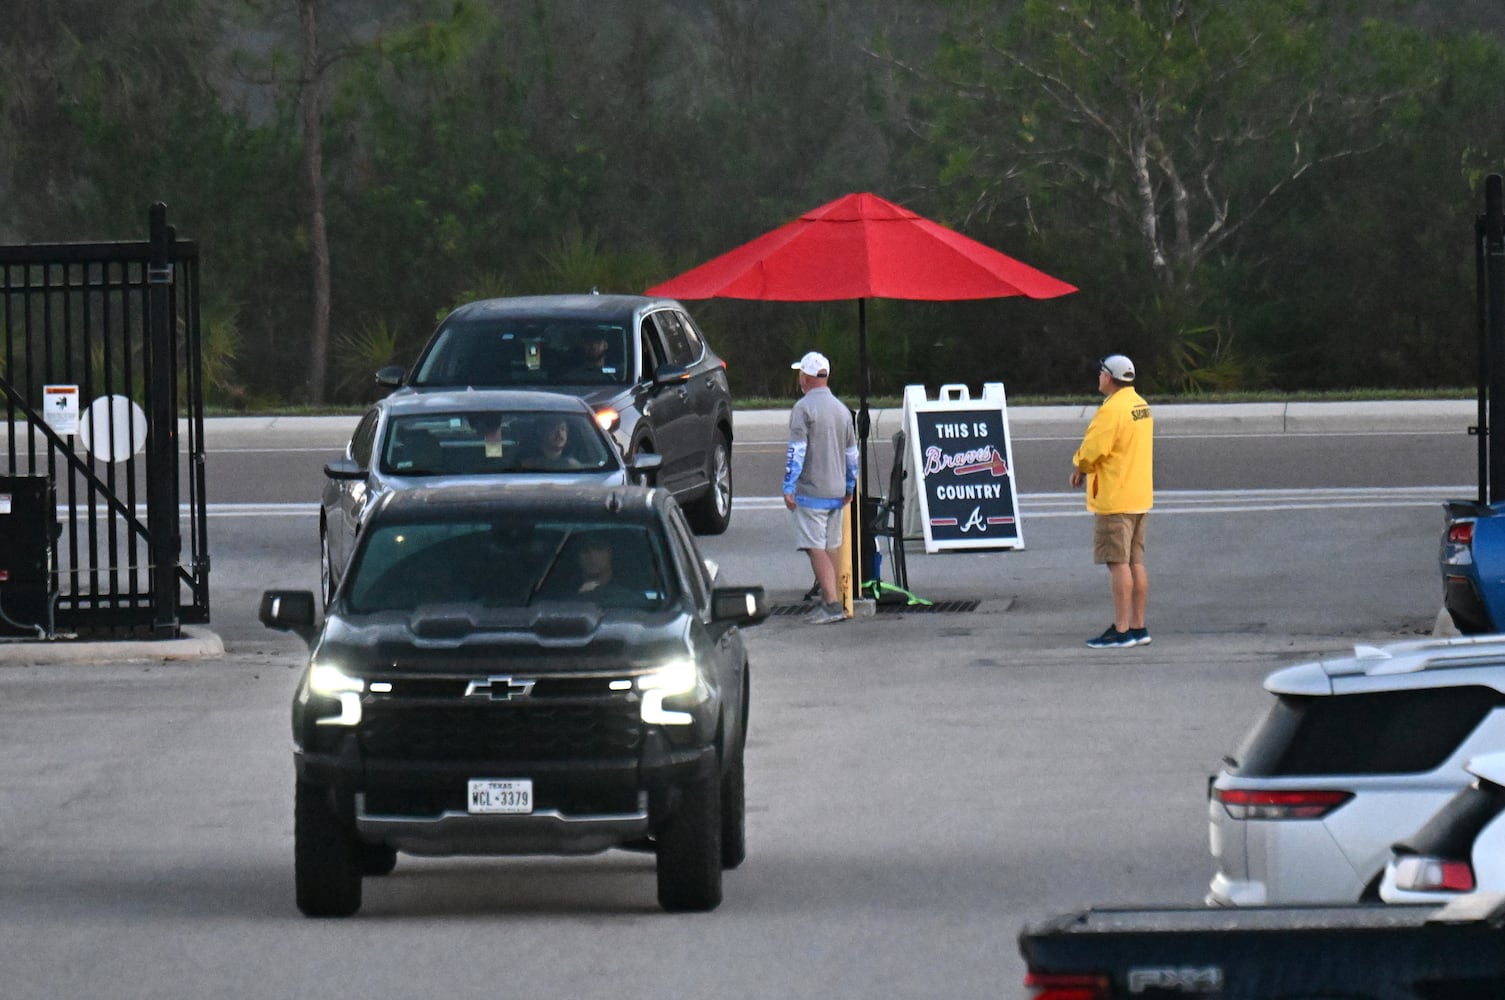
left=43, top=385, right=79, bottom=435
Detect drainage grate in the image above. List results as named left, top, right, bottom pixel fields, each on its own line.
left=770, top=600, right=980, bottom=616
left=876, top=599, right=979, bottom=614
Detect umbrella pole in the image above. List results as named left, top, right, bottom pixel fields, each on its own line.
left=854, top=299, right=872, bottom=600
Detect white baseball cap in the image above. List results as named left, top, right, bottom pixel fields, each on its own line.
left=1099, top=354, right=1135, bottom=382
left=792, top=351, right=831, bottom=377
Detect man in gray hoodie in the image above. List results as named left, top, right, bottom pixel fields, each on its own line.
left=783, top=351, right=858, bottom=625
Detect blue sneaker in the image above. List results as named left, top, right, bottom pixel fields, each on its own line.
left=1086, top=626, right=1135, bottom=649
left=1128, top=627, right=1152, bottom=646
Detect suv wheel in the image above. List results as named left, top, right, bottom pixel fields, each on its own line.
left=294, top=779, right=363, bottom=917
left=319, top=526, right=336, bottom=609
left=686, top=431, right=732, bottom=535
left=655, top=770, right=723, bottom=912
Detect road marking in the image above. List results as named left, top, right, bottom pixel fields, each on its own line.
left=180, top=487, right=1471, bottom=518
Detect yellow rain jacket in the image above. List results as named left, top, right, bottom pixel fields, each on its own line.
left=1072, top=387, right=1153, bottom=514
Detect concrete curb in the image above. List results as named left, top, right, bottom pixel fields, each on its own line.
left=0, top=625, right=224, bottom=666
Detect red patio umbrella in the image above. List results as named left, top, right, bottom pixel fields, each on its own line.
left=646, top=191, right=1077, bottom=303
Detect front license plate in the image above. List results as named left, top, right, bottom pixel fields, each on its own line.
left=467, top=779, right=533, bottom=814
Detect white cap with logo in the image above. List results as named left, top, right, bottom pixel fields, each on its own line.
left=792, top=351, right=831, bottom=377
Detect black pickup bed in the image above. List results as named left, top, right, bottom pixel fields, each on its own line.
left=1019, top=895, right=1505, bottom=999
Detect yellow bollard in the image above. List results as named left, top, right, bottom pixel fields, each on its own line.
left=836, top=482, right=858, bottom=618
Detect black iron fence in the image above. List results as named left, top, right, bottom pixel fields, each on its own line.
left=0, top=203, right=208, bottom=636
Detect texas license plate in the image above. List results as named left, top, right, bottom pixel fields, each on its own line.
left=467, top=779, right=533, bottom=814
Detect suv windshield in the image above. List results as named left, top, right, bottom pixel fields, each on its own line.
left=380, top=411, right=614, bottom=476
left=412, top=318, right=631, bottom=387
left=344, top=518, right=671, bottom=613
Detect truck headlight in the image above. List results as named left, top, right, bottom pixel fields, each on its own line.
left=308, top=663, right=364, bottom=726
left=637, top=659, right=699, bottom=725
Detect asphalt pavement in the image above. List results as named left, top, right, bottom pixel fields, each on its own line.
left=0, top=398, right=1475, bottom=665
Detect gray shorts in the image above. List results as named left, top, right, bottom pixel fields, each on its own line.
left=792, top=504, right=844, bottom=551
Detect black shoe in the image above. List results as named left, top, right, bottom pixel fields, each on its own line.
left=1086, top=626, right=1135, bottom=649
left=1128, top=627, right=1152, bottom=646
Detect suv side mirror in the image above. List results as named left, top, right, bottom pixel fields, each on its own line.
left=629, top=452, right=663, bottom=486
left=260, top=589, right=320, bottom=643
left=374, top=365, right=404, bottom=389
left=711, top=586, right=769, bottom=627
left=653, top=363, right=690, bottom=386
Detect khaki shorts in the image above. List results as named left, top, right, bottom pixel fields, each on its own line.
left=1093, top=512, right=1147, bottom=565
left=793, top=504, right=845, bottom=551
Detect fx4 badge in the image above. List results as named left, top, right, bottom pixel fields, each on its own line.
left=1128, top=966, right=1224, bottom=994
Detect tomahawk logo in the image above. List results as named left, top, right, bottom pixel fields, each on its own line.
left=1127, top=966, right=1224, bottom=993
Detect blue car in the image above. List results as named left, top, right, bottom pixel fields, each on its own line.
left=1441, top=499, right=1505, bottom=633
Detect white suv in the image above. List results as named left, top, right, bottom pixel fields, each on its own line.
left=1207, top=634, right=1505, bottom=906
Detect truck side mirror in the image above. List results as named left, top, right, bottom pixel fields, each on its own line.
left=259, top=589, right=320, bottom=643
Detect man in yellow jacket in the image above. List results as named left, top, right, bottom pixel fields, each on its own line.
left=1070, top=354, right=1153, bottom=648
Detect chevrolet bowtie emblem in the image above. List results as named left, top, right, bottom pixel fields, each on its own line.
left=464, top=676, right=536, bottom=700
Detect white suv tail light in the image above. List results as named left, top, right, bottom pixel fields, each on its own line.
left=1214, top=788, right=1353, bottom=819
left=1391, top=855, right=1476, bottom=892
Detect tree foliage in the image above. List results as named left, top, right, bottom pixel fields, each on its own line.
left=0, top=0, right=1501, bottom=404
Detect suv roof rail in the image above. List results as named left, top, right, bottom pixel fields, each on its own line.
left=1320, top=635, right=1505, bottom=678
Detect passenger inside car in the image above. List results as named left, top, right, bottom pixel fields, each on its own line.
left=519, top=416, right=584, bottom=470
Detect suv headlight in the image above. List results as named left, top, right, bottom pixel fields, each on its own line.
left=637, top=659, right=700, bottom=725
left=307, top=663, right=364, bottom=726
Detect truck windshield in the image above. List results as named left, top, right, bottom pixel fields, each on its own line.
left=343, top=518, right=670, bottom=614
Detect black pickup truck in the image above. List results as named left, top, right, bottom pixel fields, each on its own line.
left=1018, top=894, right=1505, bottom=999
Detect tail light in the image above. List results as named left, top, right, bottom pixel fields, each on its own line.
left=1025, top=971, right=1109, bottom=1000
left=1444, top=520, right=1476, bottom=566
left=1214, top=788, right=1353, bottom=820
left=1391, top=855, right=1476, bottom=892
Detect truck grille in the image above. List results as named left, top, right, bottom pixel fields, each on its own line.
left=359, top=702, right=644, bottom=762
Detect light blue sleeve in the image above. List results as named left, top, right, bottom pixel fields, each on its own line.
left=783, top=441, right=806, bottom=495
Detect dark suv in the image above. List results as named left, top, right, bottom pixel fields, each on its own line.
left=261, top=483, right=768, bottom=917
left=379, top=294, right=734, bottom=534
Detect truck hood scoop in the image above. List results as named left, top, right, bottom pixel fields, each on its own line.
left=408, top=603, right=602, bottom=640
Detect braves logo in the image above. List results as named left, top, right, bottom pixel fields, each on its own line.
left=923, top=445, right=1008, bottom=478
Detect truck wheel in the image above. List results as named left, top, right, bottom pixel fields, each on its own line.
left=685, top=432, right=732, bottom=535
left=655, top=771, right=723, bottom=912
left=294, top=779, right=363, bottom=917
left=720, top=743, right=746, bottom=870
left=360, top=844, right=397, bottom=877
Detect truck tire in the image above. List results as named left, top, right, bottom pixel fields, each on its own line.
left=360, top=844, right=397, bottom=877
left=655, top=771, right=723, bottom=912
left=685, top=431, right=732, bottom=535
left=295, top=779, right=362, bottom=917
left=720, top=743, right=746, bottom=870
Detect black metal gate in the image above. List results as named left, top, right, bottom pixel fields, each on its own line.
left=0, top=203, right=209, bottom=637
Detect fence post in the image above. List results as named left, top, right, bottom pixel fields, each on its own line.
left=145, top=202, right=180, bottom=636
